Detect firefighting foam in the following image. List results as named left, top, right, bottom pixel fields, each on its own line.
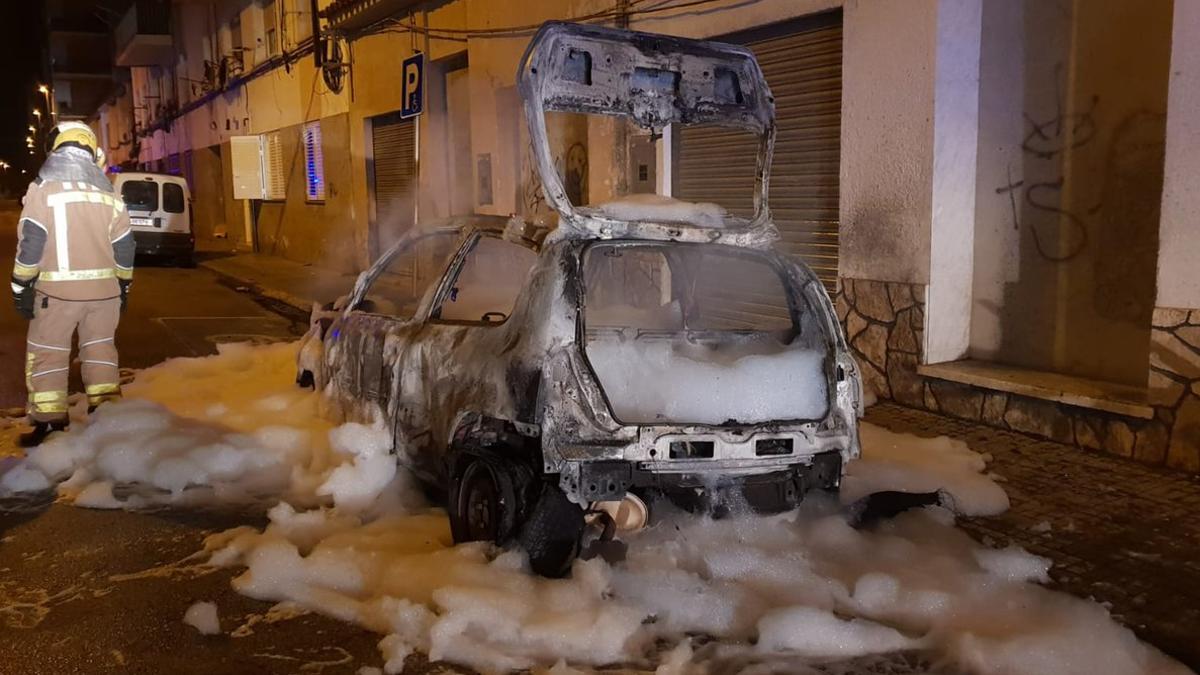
left=0, top=342, right=1188, bottom=675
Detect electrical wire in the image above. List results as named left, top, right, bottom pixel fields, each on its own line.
left=135, top=0, right=737, bottom=140
left=367, top=0, right=730, bottom=40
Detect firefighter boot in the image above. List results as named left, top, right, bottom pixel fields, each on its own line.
left=19, top=419, right=69, bottom=448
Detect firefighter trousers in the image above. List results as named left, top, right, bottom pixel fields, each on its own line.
left=25, top=296, right=122, bottom=422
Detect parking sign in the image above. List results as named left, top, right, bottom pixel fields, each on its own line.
left=402, top=53, right=424, bottom=119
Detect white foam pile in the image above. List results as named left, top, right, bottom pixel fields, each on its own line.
left=183, top=601, right=221, bottom=635
left=588, top=194, right=729, bottom=228
left=0, top=342, right=400, bottom=512
left=842, top=423, right=1011, bottom=517
left=586, top=339, right=828, bottom=425
left=0, top=342, right=1187, bottom=675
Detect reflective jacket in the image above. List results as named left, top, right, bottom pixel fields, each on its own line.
left=14, top=178, right=134, bottom=301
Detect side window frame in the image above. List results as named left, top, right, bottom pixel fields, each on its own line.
left=347, top=228, right=464, bottom=321
left=428, top=232, right=536, bottom=327
left=162, top=182, right=186, bottom=214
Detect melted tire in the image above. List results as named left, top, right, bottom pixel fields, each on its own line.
left=518, top=484, right=585, bottom=578
left=449, top=456, right=518, bottom=545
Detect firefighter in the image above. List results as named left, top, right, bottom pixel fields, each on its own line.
left=10, top=121, right=134, bottom=447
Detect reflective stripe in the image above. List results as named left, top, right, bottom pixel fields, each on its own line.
left=82, top=360, right=118, bottom=368
left=79, top=337, right=113, bottom=348
left=115, top=267, right=133, bottom=281
left=33, top=400, right=68, bottom=415
left=46, top=191, right=127, bottom=272
left=85, top=382, right=121, bottom=396
left=30, top=367, right=69, bottom=378
left=50, top=197, right=70, bottom=270
left=30, top=390, right=68, bottom=414
left=13, top=262, right=39, bottom=280
left=28, top=340, right=70, bottom=352
left=40, top=268, right=116, bottom=282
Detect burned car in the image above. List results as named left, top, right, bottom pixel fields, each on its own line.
left=297, top=22, right=863, bottom=576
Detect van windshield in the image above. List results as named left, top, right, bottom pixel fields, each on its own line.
left=582, top=243, right=831, bottom=426
left=121, top=181, right=158, bottom=212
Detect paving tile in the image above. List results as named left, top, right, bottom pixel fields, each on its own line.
left=865, top=403, right=1200, bottom=670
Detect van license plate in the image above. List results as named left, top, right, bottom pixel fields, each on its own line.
left=130, top=217, right=153, bottom=226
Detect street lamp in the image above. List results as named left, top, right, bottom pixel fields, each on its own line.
left=37, top=84, right=55, bottom=121
left=28, top=125, right=36, bottom=134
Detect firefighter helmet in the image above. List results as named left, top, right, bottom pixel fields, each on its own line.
left=48, top=121, right=99, bottom=158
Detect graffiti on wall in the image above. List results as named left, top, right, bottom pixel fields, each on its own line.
left=522, top=140, right=588, bottom=221
left=995, top=67, right=1098, bottom=263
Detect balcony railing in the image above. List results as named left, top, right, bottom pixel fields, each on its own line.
left=114, top=0, right=174, bottom=67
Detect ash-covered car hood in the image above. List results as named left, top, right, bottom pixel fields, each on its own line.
left=518, top=21, right=779, bottom=248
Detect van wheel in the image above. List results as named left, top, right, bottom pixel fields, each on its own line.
left=449, top=457, right=518, bottom=545
left=518, top=484, right=584, bottom=578
left=177, top=252, right=196, bottom=268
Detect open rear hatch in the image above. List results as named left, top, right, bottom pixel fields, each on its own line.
left=518, top=21, right=779, bottom=246
left=580, top=241, right=833, bottom=427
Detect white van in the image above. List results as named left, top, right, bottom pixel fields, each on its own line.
left=112, top=172, right=195, bottom=266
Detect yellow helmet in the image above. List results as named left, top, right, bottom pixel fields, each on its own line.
left=49, top=121, right=99, bottom=157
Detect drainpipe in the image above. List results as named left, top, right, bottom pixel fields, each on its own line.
left=311, top=0, right=323, bottom=69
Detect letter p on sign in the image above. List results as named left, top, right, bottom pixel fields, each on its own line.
left=401, top=53, right=424, bottom=119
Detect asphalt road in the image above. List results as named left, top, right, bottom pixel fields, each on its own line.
left=0, top=200, right=399, bottom=675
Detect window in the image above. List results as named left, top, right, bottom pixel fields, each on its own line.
left=581, top=243, right=828, bottom=426
left=433, top=236, right=537, bottom=324
left=262, top=0, right=279, bottom=57
left=262, top=131, right=285, bottom=200
left=163, top=183, right=186, bottom=214
left=121, top=180, right=159, bottom=212
left=359, top=232, right=459, bottom=318
left=303, top=121, right=325, bottom=201
left=288, top=0, right=312, bottom=44
left=584, top=243, right=795, bottom=333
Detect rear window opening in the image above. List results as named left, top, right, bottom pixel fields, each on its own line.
left=121, top=180, right=158, bottom=212
left=582, top=242, right=831, bottom=426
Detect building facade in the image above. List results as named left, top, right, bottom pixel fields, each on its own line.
left=76, top=0, right=1198, bottom=471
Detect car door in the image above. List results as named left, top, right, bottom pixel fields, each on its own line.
left=119, top=176, right=160, bottom=235
left=160, top=180, right=191, bottom=235
left=325, top=229, right=461, bottom=428
left=392, top=232, right=540, bottom=470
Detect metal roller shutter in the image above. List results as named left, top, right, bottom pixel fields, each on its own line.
left=676, top=13, right=843, bottom=291
left=370, top=112, right=417, bottom=259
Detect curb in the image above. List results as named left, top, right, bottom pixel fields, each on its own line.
left=198, top=259, right=316, bottom=315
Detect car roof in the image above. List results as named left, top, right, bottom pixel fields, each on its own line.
left=115, top=171, right=189, bottom=187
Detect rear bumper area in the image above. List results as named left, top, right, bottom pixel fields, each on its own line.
left=563, top=451, right=843, bottom=513
left=133, top=230, right=194, bottom=256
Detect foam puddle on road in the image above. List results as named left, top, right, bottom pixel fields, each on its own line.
left=0, top=342, right=1189, bottom=675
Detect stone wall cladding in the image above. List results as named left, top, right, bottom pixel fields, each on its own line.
left=835, top=277, right=926, bottom=407
left=1150, top=307, right=1200, bottom=471
left=836, top=278, right=1200, bottom=472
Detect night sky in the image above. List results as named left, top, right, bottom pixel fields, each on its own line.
left=0, top=2, right=48, bottom=195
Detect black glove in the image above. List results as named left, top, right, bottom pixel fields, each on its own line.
left=11, top=275, right=36, bottom=320
left=118, top=278, right=132, bottom=313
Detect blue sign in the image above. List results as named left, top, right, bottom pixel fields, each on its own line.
left=402, top=53, right=424, bottom=119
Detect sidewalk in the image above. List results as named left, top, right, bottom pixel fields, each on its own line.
left=198, top=251, right=359, bottom=315
left=868, top=403, right=1200, bottom=671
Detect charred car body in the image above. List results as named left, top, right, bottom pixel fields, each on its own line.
left=298, top=22, right=864, bottom=575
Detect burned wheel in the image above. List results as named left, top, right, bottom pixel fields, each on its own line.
left=449, top=457, right=518, bottom=545
left=517, top=485, right=585, bottom=578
